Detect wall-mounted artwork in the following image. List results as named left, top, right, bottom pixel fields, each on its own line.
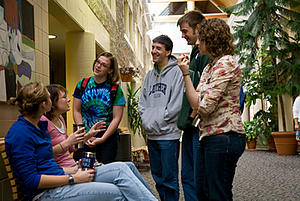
left=0, top=0, right=35, bottom=101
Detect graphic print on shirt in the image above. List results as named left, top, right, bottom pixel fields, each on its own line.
left=81, top=85, right=113, bottom=130
left=73, top=77, right=125, bottom=131
left=149, top=83, right=167, bottom=97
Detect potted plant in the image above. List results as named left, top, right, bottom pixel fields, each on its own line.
left=253, top=110, right=277, bottom=152
left=244, top=121, right=259, bottom=150
left=119, top=66, right=139, bottom=82
left=126, top=83, right=146, bottom=142
left=127, top=84, right=149, bottom=163
left=226, top=0, right=300, bottom=155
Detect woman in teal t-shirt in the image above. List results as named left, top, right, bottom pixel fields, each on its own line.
left=73, top=52, right=125, bottom=163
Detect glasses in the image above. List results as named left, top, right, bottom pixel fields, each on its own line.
left=95, top=60, right=110, bottom=68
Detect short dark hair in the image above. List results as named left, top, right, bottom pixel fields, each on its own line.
left=152, top=35, right=173, bottom=52
left=177, top=10, right=205, bottom=31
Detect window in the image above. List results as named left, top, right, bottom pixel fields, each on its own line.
left=160, top=2, right=187, bottom=16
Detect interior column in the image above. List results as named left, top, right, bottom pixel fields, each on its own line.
left=65, top=31, right=95, bottom=135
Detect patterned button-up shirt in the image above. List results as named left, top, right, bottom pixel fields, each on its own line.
left=196, top=55, right=245, bottom=139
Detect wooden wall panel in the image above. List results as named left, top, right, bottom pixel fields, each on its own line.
left=0, top=102, right=18, bottom=138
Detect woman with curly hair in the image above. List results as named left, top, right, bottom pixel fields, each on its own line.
left=178, top=18, right=245, bottom=201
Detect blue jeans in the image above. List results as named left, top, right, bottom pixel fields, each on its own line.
left=125, top=162, right=152, bottom=192
left=148, top=139, right=180, bottom=201
left=197, top=132, right=246, bottom=201
left=181, top=127, right=200, bottom=201
left=38, top=162, right=157, bottom=201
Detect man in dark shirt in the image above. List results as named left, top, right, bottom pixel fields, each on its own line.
left=177, top=10, right=209, bottom=201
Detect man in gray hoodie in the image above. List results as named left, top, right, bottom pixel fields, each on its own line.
left=139, top=35, right=184, bottom=201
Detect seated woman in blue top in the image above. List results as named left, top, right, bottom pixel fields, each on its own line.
left=5, top=82, right=157, bottom=201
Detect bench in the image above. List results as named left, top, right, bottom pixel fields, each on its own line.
left=0, top=138, right=26, bottom=201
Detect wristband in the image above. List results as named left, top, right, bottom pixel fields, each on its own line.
left=183, top=73, right=189, bottom=77
left=68, top=174, right=74, bottom=185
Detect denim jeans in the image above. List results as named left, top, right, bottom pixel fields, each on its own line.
left=124, top=162, right=152, bottom=192
left=181, top=127, right=200, bottom=201
left=197, top=132, right=246, bottom=201
left=148, top=139, right=180, bottom=201
left=38, top=162, right=157, bottom=201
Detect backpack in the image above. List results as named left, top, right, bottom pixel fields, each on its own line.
left=240, top=85, right=246, bottom=113
left=80, top=77, right=118, bottom=104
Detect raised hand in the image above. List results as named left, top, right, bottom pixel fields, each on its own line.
left=66, top=127, right=85, bottom=146
left=177, top=54, right=190, bottom=75
left=84, top=121, right=106, bottom=141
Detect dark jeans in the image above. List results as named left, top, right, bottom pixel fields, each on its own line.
left=73, top=130, right=118, bottom=164
left=148, top=139, right=180, bottom=201
left=197, top=131, right=246, bottom=201
left=181, top=127, right=200, bottom=201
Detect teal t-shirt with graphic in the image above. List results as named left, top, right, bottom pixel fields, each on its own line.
left=73, top=76, right=125, bottom=130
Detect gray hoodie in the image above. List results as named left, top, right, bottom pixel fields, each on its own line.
left=138, top=56, right=184, bottom=140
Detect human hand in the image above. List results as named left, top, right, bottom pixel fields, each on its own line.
left=177, top=54, right=190, bottom=75
left=84, top=121, right=106, bottom=141
left=295, top=124, right=299, bottom=130
left=67, top=127, right=85, bottom=146
left=190, top=110, right=197, bottom=118
left=85, top=137, right=104, bottom=148
left=73, top=168, right=96, bottom=183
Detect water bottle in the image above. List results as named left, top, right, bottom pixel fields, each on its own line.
left=73, top=124, right=85, bottom=149
left=81, top=152, right=96, bottom=170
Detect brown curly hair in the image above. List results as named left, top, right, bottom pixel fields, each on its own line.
left=198, top=18, right=234, bottom=64
left=8, top=82, right=49, bottom=117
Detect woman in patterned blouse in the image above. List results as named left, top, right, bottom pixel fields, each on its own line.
left=177, top=18, right=246, bottom=201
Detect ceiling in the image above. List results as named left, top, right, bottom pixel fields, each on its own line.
left=48, top=0, right=83, bottom=59
left=48, top=0, right=238, bottom=68
left=149, top=0, right=237, bottom=7
left=212, top=0, right=237, bottom=7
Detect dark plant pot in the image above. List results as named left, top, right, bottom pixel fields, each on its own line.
left=120, top=73, right=133, bottom=82
left=272, top=131, right=297, bottom=155
left=267, top=137, right=276, bottom=152
left=115, top=133, right=132, bottom=161
left=246, top=140, right=257, bottom=150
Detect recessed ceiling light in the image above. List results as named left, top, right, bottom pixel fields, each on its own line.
left=48, top=34, right=57, bottom=39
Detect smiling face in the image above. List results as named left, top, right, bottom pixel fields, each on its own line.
left=151, top=42, right=171, bottom=66
left=93, top=56, right=113, bottom=78
left=180, top=22, right=198, bottom=45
